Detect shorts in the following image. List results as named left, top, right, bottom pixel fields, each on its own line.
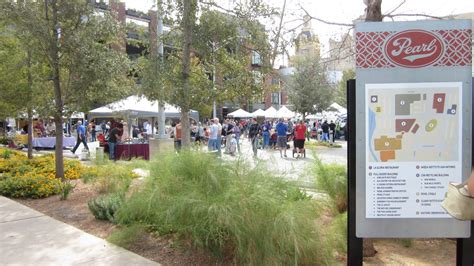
left=294, top=139, right=305, bottom=149
left=277, top=136, right=287, bottom=148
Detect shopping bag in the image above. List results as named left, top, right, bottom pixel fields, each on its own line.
left=441, top=181, right=474, bottom=221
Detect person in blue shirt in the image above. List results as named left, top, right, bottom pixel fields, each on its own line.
left=71, top=120, right=89, bottom=154
left=275, top=118, right=288, bottom=158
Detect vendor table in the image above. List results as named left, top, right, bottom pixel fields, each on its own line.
left=31, top=136, right=76, bottom=148
left=115, top=143, right=149, bottom=160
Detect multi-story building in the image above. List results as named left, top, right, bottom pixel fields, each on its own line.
left=294, top=16, right=321, bottom=60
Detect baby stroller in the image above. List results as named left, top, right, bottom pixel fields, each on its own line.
left=292, top=138, right=306, bottom=158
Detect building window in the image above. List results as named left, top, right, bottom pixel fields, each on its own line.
left=271, top=92, right=280, bottom=104
left=252, top=70, right=262, bottom=84
left=251, top=51, right=261, bottom=65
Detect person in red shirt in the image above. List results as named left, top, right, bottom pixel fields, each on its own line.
left=294, top=120, right=307, bottom=158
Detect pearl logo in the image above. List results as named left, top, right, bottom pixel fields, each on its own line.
left=384, top=30, right=444, bottom=68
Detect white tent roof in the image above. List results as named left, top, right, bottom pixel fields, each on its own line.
left=276, top=106, right=295, bottom=119
left=264, top=106, right=278, bottom=118
left=329, top=102, right=347, bottom=114
left=228, top=108, right=252, bottom=118
left=88, top=95, right=199, bottom=120
left=251, top=109, right=266, bottom=117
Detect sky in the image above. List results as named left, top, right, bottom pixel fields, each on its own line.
left=121, top=0, right=473, bottom=64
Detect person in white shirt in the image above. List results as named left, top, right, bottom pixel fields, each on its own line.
left=144, top=120, right=152, bottom=138
left=208, top=118, right=219, bottom=152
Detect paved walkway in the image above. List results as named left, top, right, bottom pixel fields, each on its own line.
left=220, top=138, right=347, bottom=186
left=0, top=196, right=158, bottom=265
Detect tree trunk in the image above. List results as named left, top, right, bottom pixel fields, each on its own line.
left=27, top=109, right=33, bottom=159
left=180, top=111, right=190, bottom=147
left=364, top=0, right=383, bottom=21
left=49, top=0, right=64, bottom=180
left=362, top=0, right=383, bottom=257
left=26, top=50, right=33, bottom=160
left=180, top=0, right=197, bottom=147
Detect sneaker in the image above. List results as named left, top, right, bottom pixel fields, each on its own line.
left=284, top=154, right=287, bottom=158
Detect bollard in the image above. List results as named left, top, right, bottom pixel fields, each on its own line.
left=95, top=147, right=104, bottom=162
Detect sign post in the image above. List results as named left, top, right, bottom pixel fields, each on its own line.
left=349, top=19, right=472, bottom=263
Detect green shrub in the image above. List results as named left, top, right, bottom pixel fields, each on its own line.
left=314, top=159, right=347, bottom=214
left=0, top=137, right=9, bottom=146
left=0, top=173, right=61, bottom=198
left=400, top=238, right=413, bottom=248
left=2, top=149, right=12, bottom=159
left=80, top=171, right=98, bottom=184
left=328, top=212, right=347, bottom=254
left=59, top=180, right=75, bottom=200
left=88, top=193, right=124, bottom=222
left=115, top=151, right=334, bottom=265
left=82, top=161, right=136, bottom=194
left=107, top=224, right=147, bottom=248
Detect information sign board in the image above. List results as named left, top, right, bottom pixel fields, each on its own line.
left=355, top=20, right=472, bottom=238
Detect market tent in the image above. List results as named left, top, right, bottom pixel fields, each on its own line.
left=276, top=106, right=295, bottom=119
left=228, top=108, right=252, bottom=118
left=88, top=95, right=199, bottom=121
left=328, top=102, right=347, bottom=114
left=251, top=109, right=266, bottom=117
left=264, top=106, right=278, bottom=118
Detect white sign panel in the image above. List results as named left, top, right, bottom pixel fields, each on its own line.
left=365, top=82, right=462, bottom=218
left=355, top=19, right=472, bottom=238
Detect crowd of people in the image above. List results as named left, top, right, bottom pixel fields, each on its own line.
left=190, top=117, right=343, bottom=158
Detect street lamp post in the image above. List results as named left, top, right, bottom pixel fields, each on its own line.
left=156, top=0, right=166, bottom=139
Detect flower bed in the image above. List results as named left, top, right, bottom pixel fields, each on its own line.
left=0, top=148, right=88, bottom=198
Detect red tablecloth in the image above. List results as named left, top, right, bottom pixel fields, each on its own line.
left=115, top=143, right=149, bottom=160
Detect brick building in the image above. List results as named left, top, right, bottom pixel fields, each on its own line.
left=94, top=0, right=284, bottom=118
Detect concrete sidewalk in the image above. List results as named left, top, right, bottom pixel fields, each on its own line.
left=0, top=196, right=158, bottom=265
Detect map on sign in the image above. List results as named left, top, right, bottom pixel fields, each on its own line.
left=366, top=82, right=462, bottom=163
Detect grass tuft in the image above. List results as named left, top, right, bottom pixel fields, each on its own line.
left=107, top=224, right=147, bottom=248
left=115, top=150, right=334, bottom=265
left=314, top=158, right=347, bottom=214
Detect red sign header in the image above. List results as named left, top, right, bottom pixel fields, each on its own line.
left=384, top=30, right=444, bottom=68
left=356, top=28, right=472, bottom=69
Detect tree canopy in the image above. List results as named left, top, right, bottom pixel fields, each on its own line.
left=0, top=0, right=134, bottom=178
left=287, top=55, right=334, bottom=117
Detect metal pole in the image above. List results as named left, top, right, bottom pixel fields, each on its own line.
left=156, top=0, right=166, bottom=139
left=212, top=43, right=217, bottom=119
left=347, top=79, right=363, bottom=266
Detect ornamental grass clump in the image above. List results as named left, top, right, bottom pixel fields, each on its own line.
left=314, top=158, right=347, bottom=214
left=328, top=212, right=347, bottom=254
left=115, top=151, right=333, bottom=265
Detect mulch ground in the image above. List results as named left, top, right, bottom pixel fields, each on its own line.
left=14, top=179, right=457, bottom=265
left=14, top=179, right=226, bottom=265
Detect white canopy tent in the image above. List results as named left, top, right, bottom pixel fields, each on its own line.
left=276, top=106, right=295, bottom=119
left=264, top=106, right=278, bottom=118
left=251, top=109, right=266, bottom=117
left=88, top=95, right=199, bottom=121
left=328, top=102, right=347, bottom=114
left=228, top=108, right=252, bottom=118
